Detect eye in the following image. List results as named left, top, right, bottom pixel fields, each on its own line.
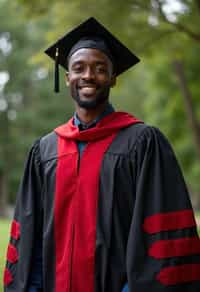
left=71, top=64, right=84, bottom=73
left=96, top=65, right=108, bottom=74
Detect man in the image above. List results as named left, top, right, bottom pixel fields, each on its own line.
left=3, top=17, right=200, bottom=292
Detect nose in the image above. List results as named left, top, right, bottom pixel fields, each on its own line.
left=82, top=67, right=95, bottom=80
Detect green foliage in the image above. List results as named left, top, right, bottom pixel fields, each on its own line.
left=0, top=1, right=74, bottom=203
left=141, top=41, right=200, bottom=194
left=1, top=0, right=200, bottom=207
left=0, top=219, right=10, bottom=290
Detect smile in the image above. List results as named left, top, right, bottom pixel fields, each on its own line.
left=79, top=87, right=97, bottom=95
left=80, top=86, right=96, bottom=89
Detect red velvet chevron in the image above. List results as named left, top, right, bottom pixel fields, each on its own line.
left=144, top=209, right=200, bottom=286
left=156, top=264, right=200, bottom=285
left=7, top=243, right=19, bottom=264
left=143, top=210, right=196, bottom=234
left=10, top=220, right=20, bottom=240
left=3, top=268, right=13, bottom=286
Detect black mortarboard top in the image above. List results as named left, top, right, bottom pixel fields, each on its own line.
left=45, top=17, right=140, bottom=92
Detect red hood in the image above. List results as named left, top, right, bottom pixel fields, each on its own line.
left=54, top=112, right=142, bottom=141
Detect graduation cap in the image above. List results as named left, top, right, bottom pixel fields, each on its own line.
left=45, top=17, right=140, bottom=93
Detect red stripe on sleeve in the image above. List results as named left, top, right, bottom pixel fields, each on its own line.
left=148, top=237, right=200, bottom=259
left=143, top=210, right=196, bottom=234
left=156, top=264, right=200, bottom=285
left=3, top=268, right=13, bottom=286
left=10, top=220, right=20, bottom=240
left=7, top=243, right=19, bottom=263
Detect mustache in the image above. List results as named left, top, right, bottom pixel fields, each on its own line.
left=78, top=81, right=99, bottom=88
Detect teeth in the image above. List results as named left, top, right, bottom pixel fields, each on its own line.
left=80, top=87, right=96, bottom=95
left=81, top=87, right=95, bottom=89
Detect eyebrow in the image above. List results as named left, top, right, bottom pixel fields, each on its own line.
left=70, top=59, right=108, bottom=66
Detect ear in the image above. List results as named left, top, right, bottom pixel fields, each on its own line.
left=65, top=71, right=69, bottom=86
left=110, top=74, right=116, bottom=88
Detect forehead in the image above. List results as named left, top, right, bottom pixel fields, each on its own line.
left=68, top=48, right=112, bottom=66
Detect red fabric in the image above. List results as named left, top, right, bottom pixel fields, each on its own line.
left=55, top=111, right=141, bottom=141
left=55, top=134, right=117, bottom=292
left=54, top=112, right=140, bottom=292
left=3, top=268, right=13, bottom=286
left=7, top=243, right=19, bottom=263
left=156, top=264, right=200, bottom=285
left=148, top=237, right=200, bottom=259
left=143, top=210, right=196, bottom=234
left=54, top=138, right=79, bottom=292
left=10, top=220, right=20, bottom=240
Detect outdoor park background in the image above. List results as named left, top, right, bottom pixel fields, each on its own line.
left=0, top=0, right=200, bottom=290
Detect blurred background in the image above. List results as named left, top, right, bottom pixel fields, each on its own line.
left=0, top=0, right=200, bottom=288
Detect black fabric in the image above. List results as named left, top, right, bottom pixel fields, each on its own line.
left=54, top=48, right=59, bottom=93
left=45, top=17, right=140, bottom=77
left=4, top=139, right=44, bottom=291
left=4, top=123, right=200, bottom=292
left=40, top=132, right=57, bottom=292
left=96, top=124, right=200, bottom=291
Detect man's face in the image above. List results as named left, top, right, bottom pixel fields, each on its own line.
left=66, top=48, right=116, bottom=109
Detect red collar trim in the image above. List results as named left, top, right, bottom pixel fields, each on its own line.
left=54, top=112, right=142, bottom=141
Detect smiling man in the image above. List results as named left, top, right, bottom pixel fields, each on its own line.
left=3, top=17, right=200, bottom=292
left=66, top=42, right=116, bottom=124
left=67, top=43, right=115, bottom=108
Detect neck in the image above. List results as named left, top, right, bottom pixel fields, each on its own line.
left=75, top=101, right=109, bottom=124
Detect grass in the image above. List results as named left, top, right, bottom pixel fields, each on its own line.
left=0, top=213, right=200, bottom=291
left=0, top=219, right=10, bottom=292
left=195, top=211, right=200, bottom=234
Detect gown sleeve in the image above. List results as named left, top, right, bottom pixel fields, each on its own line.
left=126, top=126, right=200, bottom=291
left=3, top=139, right=43, bottom=292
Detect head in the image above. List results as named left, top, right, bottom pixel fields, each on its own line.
left=45, top=18, right=140, bottom=98
left=45, top=17, right=140, bottom=98
left=65, top=45, right=116, bottom=110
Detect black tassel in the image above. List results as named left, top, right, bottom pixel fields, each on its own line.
left=54, top=47, right=59, bottom=93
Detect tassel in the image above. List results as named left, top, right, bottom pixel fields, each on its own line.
left=54, top=47, right=59, bottom=93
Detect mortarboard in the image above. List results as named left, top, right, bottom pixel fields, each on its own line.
left=45, top=17, right=140, bottom=93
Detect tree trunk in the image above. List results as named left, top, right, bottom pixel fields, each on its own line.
left=172, top=59, right=200, bottom=161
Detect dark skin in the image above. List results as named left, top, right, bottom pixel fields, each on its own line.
left=66, top=48, right=116, bottom=124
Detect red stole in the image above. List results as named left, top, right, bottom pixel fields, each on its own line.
left=54, top=112, right=141, bottom=292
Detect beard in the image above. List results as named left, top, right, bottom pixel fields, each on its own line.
left=71, top=84, right=111, bottom=109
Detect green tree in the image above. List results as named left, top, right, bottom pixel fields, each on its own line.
left=1, top=0, right=200, bottom=212
left=0, top=0, right=74, bottom=216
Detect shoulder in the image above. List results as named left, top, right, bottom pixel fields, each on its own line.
left=131, top=124, right=170, bottom=146
left=109, top=122, right=172, bottom=156
left=128, top=124, right=177, bottom=165
left=30, top=131, right=58, bottom=163
left=123, top=122, right=165, bottom=139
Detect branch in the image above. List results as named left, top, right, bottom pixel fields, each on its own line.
left=169, top=22, right=200, bottom=42
left=195, top=0, right=200, bottom=15
left=156, top=0, right=200, bottom=42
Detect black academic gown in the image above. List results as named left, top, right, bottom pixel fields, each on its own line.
left=4, top=118, right=200, bottom=292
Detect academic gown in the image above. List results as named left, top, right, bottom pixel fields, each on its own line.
left=3, top=112, right=200, bottom=292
